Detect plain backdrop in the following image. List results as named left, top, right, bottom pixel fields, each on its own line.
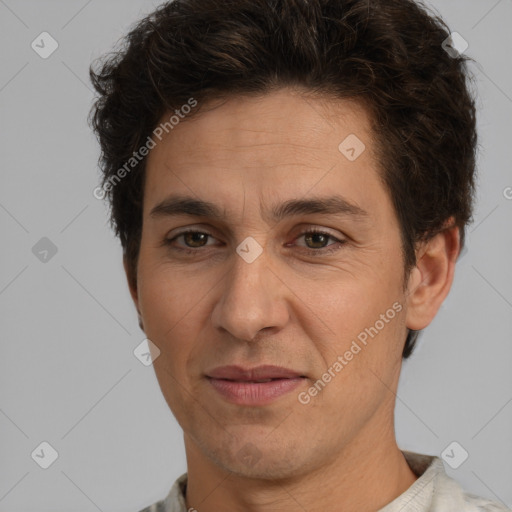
left=0, top=0, right=511, bottom=510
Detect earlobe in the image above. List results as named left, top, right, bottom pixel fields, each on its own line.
left=405, top=222, right=460, bottom=331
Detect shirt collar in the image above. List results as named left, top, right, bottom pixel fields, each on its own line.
left=378, top=451, right=442, bottom=511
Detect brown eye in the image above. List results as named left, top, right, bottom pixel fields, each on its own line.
left=292, top=229, right=347, bottom=256
left=304, top=232, right=331, bottom=249
left=182, top=232, right=210, bottom=248
left=164, top=230, right=217, bottom=253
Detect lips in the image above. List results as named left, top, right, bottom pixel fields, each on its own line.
left=206, top=365, right=306, bottom=405
left=206, top=365, right=305, bottom=381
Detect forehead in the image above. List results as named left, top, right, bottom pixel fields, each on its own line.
left=143, top=88, right=385, bottom=220
left=150, top=89, right=374, bottom=159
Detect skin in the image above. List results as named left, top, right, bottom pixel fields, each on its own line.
left=125, top=87, right=460, bottom=512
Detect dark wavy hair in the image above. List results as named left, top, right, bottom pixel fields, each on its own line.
left=89, top=0, right=478, bottom=359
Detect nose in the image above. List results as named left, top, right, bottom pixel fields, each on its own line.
left=210, top=244, right=290, bottom=342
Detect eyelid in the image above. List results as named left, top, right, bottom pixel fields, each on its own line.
left=293, top=225, right=344, bottom=239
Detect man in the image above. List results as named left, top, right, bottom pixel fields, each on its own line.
left=89, top=0, right=509, bottom=510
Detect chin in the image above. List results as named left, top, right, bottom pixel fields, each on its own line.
left=207, top=441, right=308, bottom=480
left=223, top=458, right=303, bottom=480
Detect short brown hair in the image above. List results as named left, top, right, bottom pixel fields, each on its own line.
left=89, top=0, right=478, bottom=358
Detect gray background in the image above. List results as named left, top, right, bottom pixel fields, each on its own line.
left=0, top=0, right=511, bottom=510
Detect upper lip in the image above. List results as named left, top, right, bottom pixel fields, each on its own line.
left=207, top=365, right=304, bottom=381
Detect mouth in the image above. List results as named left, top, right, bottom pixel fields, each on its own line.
left=206, top=364, right=306, bottom=381
left=205, top=365, right=307, bottom=405
left=219, top=378, right=287, bottom=383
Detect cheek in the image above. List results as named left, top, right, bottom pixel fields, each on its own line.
left=306, top=275, right=404, bottom=368
left=137, top=267, right=200, bottom=362
left=138, top=278, right=178, bottom=333
left=138, top=270, right=204, bottom=409
left=303, top=273, right=392, bottom=331
left=308, top=296, right=405, bottom=424
left=137, top=256, right=198, bottom=320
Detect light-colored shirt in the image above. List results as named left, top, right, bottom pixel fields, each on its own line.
left=138, top=451, right=511, bottom=512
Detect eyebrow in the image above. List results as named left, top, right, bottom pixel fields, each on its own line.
left=149, top=194, right=369, bottom=224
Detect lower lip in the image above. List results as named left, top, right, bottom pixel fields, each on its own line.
left=207, top=377, right=305, bottom=405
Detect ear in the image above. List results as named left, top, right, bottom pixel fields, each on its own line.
left=123, top=256, right=144, bottom=330
left=405, top=219, right=460, bottom=331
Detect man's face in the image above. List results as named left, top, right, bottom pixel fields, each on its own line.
left=132, top=88, right=411, bottom=478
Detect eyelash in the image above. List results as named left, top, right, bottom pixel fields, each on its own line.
left=164, top=228, right=346, bottom=256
